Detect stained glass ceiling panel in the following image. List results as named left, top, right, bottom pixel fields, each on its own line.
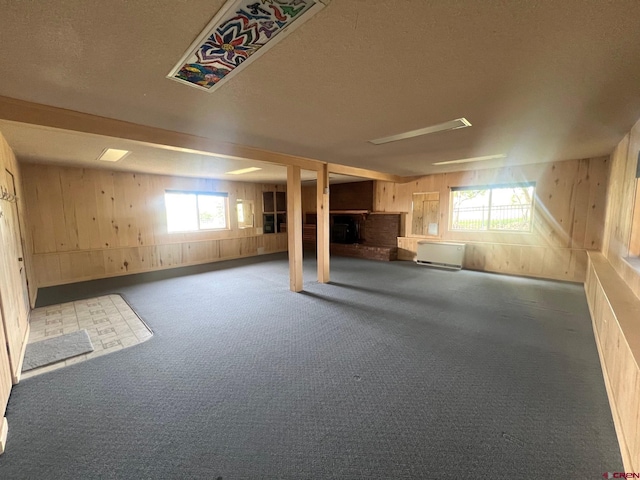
left=168, top=0, right=326, bottom=92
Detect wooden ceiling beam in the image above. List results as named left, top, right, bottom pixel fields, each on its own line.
left=327, top=162, right=404, bottom=183
left=0, top=96, right=418, bottom=182
left=0, top=95, right=324, bottom=172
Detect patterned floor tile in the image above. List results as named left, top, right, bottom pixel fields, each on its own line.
left=24, top=294, right=152, bottom=378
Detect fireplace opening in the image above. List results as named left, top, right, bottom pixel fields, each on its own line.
left=331, top=215, right=359, bottom=244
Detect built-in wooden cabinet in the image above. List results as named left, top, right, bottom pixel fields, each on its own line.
left=263, top=191, right=286, bottom=234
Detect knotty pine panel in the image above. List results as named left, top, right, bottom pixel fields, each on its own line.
left=21, top=164, right=288, bottom=287
left=602, top=117, right=640, bottom=301
left=397, top=237, right=587, bottom=282
left=582, top=117, right=640, bottom=470
left=32, top=233, right=287, bottom=287
left=376, top=157, right=608, bottom=251
left=585, top=253, right=640, bottom=472
left=376, top=157, right=608, bottom=282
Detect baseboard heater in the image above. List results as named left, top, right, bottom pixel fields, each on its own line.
left=416, top=241, right=466, bottom=270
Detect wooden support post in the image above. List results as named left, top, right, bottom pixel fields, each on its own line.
left=317, top=164, right=330, bottom=283
left=287, top=165, right=303, bottom=292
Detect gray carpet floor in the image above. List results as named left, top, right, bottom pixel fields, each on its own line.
left=0, top=253, right=622, bottom=479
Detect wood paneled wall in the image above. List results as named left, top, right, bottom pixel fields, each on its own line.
left=585, top=253, right=640, bottom=472
left=0, top=131, right=32, bottom=451
left=301, top=181, right=374, bottom=219
left=375, top=157, right=610, bottom=282
left=21, top=164, right=288, bottom=287
left=301, top=184, right=317, bottom=222
left=330, top=181, right=374, bottom=211
left=589, top=117, right=640, bottom=472
left=601, top=118, right=640, bottom=297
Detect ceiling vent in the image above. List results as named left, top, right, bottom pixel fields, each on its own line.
left=369, top=118, right=472, bottom=145
left=168, top=0, right=326, bottom=92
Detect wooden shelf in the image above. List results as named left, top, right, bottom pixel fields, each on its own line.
left=263, top=191, right=286, bottom=234
left=329, top=210, right=369, bottom=215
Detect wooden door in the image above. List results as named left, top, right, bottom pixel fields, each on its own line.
left=6, top=171, right=28, bottom=314
left=0, top=169, right=30, bottom=381
left=411, top=192, right=440, bottom=236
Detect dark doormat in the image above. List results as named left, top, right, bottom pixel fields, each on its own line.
left=22, top=330, right=94, bottom=372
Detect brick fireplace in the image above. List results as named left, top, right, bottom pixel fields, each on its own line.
left=301, top=181, right=403, bottom=261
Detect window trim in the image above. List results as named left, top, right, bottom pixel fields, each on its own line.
left=165, top=190, right=230, bottom=233
left=449, top=182, right=536, bottom=233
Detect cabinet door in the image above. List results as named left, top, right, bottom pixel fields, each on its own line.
left=263, top=214, right=275, bottom=233
left=277, top=213, right=287, bottom=233
left=263, top=192, right=274, bottom=213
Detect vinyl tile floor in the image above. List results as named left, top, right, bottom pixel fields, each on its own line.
left=22, top=294, right=152, bottom=379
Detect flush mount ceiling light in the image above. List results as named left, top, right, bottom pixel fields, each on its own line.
left=168, top=0, right=327, bottom=92
left=432, top=154, right=507, bottom=166
left=226, top=167, right=262, bottom=175
left=97, top=148, right=130, bottom=162
left=369, top=118, right=472, bottom=145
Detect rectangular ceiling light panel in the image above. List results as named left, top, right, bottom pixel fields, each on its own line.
left=97, top=148, right=130, bottom=162
left=168, top=0, right=326, bottom=92
left=369, top=118, right=472, bottom=145
left=226, top=167, right=262, bottom=175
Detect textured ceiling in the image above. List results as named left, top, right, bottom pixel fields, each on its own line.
left=0, top=0, right=640, bottom=177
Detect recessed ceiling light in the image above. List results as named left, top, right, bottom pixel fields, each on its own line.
left=226, top=167, right=262, bottom=175
left=97, top=148, right=130, bottom=162
left=369, top=118, right=472, bottom=145
left=432, top=154, right=507, bottom=166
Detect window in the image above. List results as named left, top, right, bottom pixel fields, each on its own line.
left=165, top=191, right=228, bottom=232
left=236, top=199, right=255, bottom=228
left=450, top=183, right=535, bottom=232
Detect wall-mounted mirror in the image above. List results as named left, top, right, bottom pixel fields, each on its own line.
left=236, top=199, right=255, bottom=228
left=411, top=192, right=439, bottom=236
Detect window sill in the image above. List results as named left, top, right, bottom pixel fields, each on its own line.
left=448, top=229, right=534, bottom=234
left=167, top=227, right=231, bottom=234
left=408, top=234, right=441, bottom=240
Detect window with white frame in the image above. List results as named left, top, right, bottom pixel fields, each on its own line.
left=165, top=191, right=229, bottom=233
left=450, top=183, right=535, bottom=232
